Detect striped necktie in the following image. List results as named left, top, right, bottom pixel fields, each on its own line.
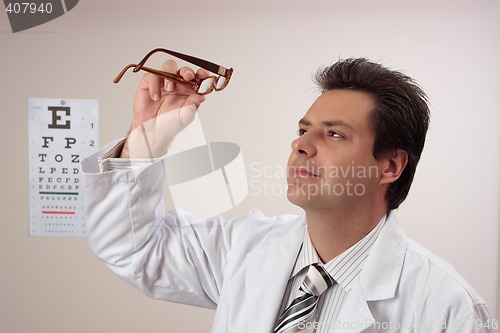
left=274, top=263, right=335, bottom=333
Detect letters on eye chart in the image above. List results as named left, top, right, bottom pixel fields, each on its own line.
left=28, top=98, right=98, bottom=237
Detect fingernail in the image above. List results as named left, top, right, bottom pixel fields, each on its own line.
left=153, top=93, right=160, bottom=101
left=166, top=81, right=174, bottom=92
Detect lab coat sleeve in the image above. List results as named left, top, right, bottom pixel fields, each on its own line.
left=81, top=142, right=235, bottom=309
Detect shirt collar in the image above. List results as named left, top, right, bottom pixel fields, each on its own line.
left=291, top=215, right=387, bottom=292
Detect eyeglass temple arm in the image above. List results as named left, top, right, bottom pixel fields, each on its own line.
left=113, top=64, right=194, bottom=87
left=137, top=48, right=231, bottom=77
left=113, top=64, right=136, bottom=83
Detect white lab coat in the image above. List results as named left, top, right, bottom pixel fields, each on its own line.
left=81, top=143, right=497, bottom=333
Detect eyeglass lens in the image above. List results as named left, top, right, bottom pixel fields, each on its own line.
left=197, top=76, right=228, bottom=94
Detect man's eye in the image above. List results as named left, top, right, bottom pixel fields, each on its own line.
left=328, top=131, right=344, bottom=138
left=298, top=128, right=307, bottom=136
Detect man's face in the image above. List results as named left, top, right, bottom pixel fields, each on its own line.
left=287, top=89, right=385, bottom=212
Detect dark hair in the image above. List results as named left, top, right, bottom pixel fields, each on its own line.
left=315, top=58, right=430, bottom=210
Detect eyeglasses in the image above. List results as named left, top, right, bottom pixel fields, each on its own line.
left=113, top=48, right=233, bottom=95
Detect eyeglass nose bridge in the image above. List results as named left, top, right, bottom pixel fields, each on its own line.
left=196, top=75, right=219, bottom=95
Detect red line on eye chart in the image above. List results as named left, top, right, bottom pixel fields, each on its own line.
left=42, top=211, right=75, bottom=215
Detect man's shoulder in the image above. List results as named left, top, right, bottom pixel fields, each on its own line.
left=403, top=236, right=486, bottom=306
left=226, top=209, right=304, bottom=238
left=173, top=208, right=304, bottom=247
left=212, top=209, right=305, bottom=266
left=368, top=213, right=485, bottom=309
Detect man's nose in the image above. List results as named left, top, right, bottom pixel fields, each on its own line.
left=291, top=134, right=317, bottom=158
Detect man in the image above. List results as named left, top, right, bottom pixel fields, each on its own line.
left=82, top=56, right=496, bottom=332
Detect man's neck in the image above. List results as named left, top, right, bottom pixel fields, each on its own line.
left=305, top=206, right=387, bottom=263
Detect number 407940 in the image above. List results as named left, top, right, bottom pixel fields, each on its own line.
left=5, top=2, right=53, bottom=14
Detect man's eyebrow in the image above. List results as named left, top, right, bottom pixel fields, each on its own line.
left=298, top=118, right=311, bottom=126
left=298, top=118, right=355, bottom=131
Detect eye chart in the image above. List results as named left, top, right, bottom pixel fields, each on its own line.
left=28, top=98, right=98, bottom=237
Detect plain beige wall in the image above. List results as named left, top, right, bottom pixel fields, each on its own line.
left=1, top=0, right=499, bottom=332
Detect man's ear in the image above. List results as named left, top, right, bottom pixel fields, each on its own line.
left=380, top=149, right=408, bottom=185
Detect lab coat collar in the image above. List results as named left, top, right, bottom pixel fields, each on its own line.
left=331, top=212, right=408, bottom=332
left=244, top=212, right=407, bottom=332
left=358, top=211, right=407, bottom=301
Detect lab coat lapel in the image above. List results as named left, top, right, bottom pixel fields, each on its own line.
left=359, top=213, right=407, bottom=301
left=331, top=283, right=375, bottom=332
left=246, top=215, right=306, bottom=333
left=332, top=213, right=408, bottom=333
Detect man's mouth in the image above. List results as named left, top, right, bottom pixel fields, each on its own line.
left=290, top=166, right=320, bottom=178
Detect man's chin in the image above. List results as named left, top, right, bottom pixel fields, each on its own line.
left=286, top=189, right=311, bottom=207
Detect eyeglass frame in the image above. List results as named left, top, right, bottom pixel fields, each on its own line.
left=113, top=48, right=233, bottom=95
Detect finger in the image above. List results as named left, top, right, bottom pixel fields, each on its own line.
left=195, top=68, right=210, bottom=79
left=178, top=94, right=206, bottom=127
left=185, top=93, right=205, bottom=108
left=161, top=59, right=179, bottom=92
left=178, top=66, right=196, bottom=81
left=141, top=73, right=163, bottom=101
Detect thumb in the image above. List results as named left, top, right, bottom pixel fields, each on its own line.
left=177, top=94, right=205, bottom=128
left=178, top=103, right=197, bottom=128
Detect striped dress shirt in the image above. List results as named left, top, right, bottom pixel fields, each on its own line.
left=276, top=215, right=387, bottom=332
